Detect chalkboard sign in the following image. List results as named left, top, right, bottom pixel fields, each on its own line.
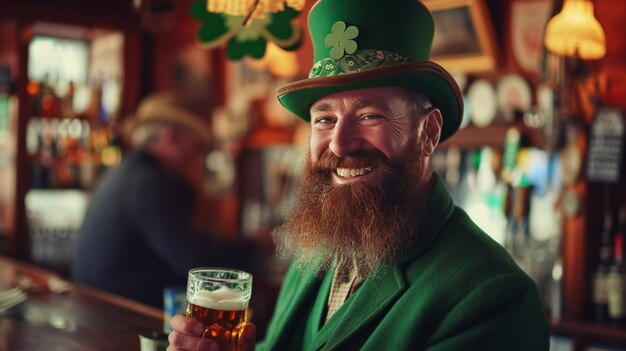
left=586, top=107, right=624, bottom=183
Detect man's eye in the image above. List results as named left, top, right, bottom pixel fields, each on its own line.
left=361, top=114, right=384, bottom=123
left=313, top=117, right=334, bottom=129
left=314, top=117, right=331, bottom=124
left=362, top=114, right=380, bottom=120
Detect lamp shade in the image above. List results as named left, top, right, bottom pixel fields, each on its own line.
left=544, top=0, right=606, bottom=60
left=207, top=0, right=305, bottom=19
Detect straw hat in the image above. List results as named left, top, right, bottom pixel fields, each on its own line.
left=277, top=0, right=463, bottom=141
left=123, top=93, right=212, bottom=146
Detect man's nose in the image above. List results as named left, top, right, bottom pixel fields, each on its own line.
left=329, top=119, right=362, bottom=157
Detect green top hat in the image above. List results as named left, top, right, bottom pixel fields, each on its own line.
left=277, top=0, right=463, bottom=141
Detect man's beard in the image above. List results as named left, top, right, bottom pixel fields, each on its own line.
left=276, top=138, right=431, bottom=279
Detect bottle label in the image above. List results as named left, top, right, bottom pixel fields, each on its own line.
left=593, top=273, right=608, bottom=304
left=606, top=273, right=625, bottom=318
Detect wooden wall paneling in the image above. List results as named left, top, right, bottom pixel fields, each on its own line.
left=294, top=0, right=315, bottom=79
left=562, top=182, right=589, bottom=320
left=0, top=1, right=140, bottom=30
left=15, top=19, right=31, bottom=260
left=122, top=29, right=144, bottom=117
left=151, top=0, right=203, bottom=92
left=596, top=0, right=626, bottom=110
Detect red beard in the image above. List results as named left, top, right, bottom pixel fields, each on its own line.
left=277, top=140, right=431, bottom=279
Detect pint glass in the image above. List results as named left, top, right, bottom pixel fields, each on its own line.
left=186, top=268, right=252, bottom=351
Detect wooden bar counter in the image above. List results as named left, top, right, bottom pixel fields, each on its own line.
left=0, top=255, right=166, bottom=350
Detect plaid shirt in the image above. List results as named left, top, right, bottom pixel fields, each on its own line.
left=325, top=266, right=363, bottom=323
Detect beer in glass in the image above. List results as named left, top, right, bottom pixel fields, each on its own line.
left=186, top=268, right=252, bottom=351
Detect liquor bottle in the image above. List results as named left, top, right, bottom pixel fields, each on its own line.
left=39, top=131, right=55, bottom=189
left=28, top=80, right=43, bottom=117
left=100, top=121, right=123, bottom=169
left=77, top=120, right=96, bottom=189
left=40, top=75, right=60, bottom=118
left=60, top=80, right=76, bottom=118
left=550, top=257, right=563, bottom=322
left=46, top=120, right=60, bottom=188
left=504, top=183, right=532, bottom=261
left=54, top=119, right=70, bottom=188
left=607, top=207, right=626, bottom=324
left=29, top=120, right=48, bottom=188
left=85, top=79, right=102, bottom=121
left=592, top=213, right=613, bottom=322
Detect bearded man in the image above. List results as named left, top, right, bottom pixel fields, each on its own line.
left=167, top=0, right=549, bottom=350
left=278, top=88, right=434, bottom=282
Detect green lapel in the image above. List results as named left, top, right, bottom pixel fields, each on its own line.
left=264, top=267, right=323, bottom=349
left=309, top=264, right=406, bottom=350
left=303, top=269, right=334, bottom=348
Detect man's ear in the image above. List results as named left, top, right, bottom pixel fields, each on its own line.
left=419, top=108, right=443, bottom=157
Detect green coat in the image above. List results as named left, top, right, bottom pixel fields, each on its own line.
left=258, top=175, right=550, bottom=350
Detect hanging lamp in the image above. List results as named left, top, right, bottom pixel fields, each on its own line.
left=544, top=0, right=606, bottom=59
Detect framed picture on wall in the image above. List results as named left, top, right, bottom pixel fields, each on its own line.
left=509, top=0, right=553, bottom=76
left=423, top=0, right=498, bottom=73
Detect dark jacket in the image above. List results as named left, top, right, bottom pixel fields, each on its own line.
left=72, top=149, right=250, bottom=308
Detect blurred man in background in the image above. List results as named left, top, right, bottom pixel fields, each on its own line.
left=72, top=93, right=251, bottom=308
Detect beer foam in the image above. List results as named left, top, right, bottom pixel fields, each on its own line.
left=190, top=287, right=248, bottom=311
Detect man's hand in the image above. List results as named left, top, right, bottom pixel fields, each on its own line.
left=238, top=322, right=257, bottom=351
left=167, top=314, right=256, bottom=351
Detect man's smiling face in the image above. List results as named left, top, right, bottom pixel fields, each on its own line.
left=277, top=86, right=440, bottom=278
left=309, top=87, right=417, bottom=185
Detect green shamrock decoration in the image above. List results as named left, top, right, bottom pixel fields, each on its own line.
left=324, top=21, right=359, bottom=60
left=190, top=0, right=303, bottom=60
